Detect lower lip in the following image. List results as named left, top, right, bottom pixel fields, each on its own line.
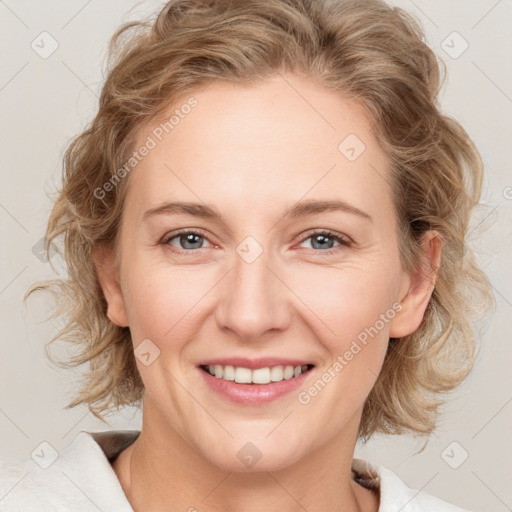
left=198, top=366, right=314, bottom=405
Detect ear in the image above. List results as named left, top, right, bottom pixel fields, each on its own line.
left=92, top=243, right=129, bottom=327
left=389, top=230, right=443, bottom=338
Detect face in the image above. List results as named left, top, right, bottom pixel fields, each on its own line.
left=96, top=72, right=439, bottom=472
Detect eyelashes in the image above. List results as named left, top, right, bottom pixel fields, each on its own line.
left=297, top=229, right=352, bottom=253
left=161, top=228, right=352, bottom=255
left=162, top=229, right=212, bottom=252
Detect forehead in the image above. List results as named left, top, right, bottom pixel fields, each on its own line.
left=124, top=73, right=392, bottom=223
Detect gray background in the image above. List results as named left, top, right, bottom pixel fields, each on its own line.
left=0, top=1, right=511, bottom=510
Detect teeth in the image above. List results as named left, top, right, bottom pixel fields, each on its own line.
left=235, top=367, right=252, bottom=383
left=223, top=365, right=235, bottom=381
left=251, top=367, right=270, bottom=384
left=270, top=366, right=283, bottom=381
left=203, top=364, right=311, bottom=384
left=283, top=365, right=295, bottom=380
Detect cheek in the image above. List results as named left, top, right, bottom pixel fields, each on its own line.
left=284, top=258, right=401, bottom=401
left=285, top=259, right=401, bottom=343
left=120, top=256, right=218, bottom=346
left=289, top=266, right=399, bottom=420
left=123, top=249, right=401, bottom=341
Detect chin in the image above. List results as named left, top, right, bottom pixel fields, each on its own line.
left=199, top=437, right=306, bottom=473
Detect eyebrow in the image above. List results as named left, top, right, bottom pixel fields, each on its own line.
left=142, top=199, right=372, bottom=223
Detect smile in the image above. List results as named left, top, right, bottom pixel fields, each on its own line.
left=200, top=364, right=315, bottom=384
left=197, top=361, right=316, bottom=405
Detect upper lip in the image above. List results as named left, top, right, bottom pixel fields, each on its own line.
left=197, top=357, right=315, bottom=370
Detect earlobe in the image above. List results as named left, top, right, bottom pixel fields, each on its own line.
left=92, top=244, right=129, bottom=328
left=389, top=231, right=443, bottom=338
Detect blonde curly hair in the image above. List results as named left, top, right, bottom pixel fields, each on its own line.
left=26, top=0, right=494, bottom=442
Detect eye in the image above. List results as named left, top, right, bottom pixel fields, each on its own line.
left=162, top=229, right=213, bottom=252
left=161, top=228, right=352, bottom=255
left=298, top=230, right=352, bottom=253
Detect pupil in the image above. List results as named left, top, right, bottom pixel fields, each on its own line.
left=313, top=234, right=333, bottom=250
left=182, top=233, right=202, bottom=249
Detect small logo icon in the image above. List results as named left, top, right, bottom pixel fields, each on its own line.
left=338, top=134, right=366, bottom=162
left=32, top=237, right=57, bottom=263
left=134, top=338, right=161, bottom=366
left=441, top=31, right=469, bottom=59
left=237, top=442, right=263, bottom=468
left=31, top=31, right=59, bottom=59
left=441, top=441, right=469, bottom=469
left=236, top=236, right=263, bottom=264
left=31, top=441, right=59, bottom=469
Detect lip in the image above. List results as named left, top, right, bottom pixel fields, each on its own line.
left=196, top=357, right=314, bottom=370
left=197, top=363, right=315, bottom=405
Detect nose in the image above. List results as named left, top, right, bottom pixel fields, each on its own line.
left=215, top=244, right=291, bottom=342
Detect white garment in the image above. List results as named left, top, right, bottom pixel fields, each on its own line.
left=0, top=429, right=471, bottom=511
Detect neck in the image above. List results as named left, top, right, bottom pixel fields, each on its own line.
left=113, top=400, right=378, bottom=512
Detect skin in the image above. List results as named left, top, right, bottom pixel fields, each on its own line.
left=94, top=72, right=441, bottom=512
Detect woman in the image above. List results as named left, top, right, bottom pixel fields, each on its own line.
left=1, top=0, right=493, bottom=510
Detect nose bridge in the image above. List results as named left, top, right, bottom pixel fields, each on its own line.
left=217, top=239, right=289, bottom=339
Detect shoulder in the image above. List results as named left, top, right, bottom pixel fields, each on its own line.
left=0, top=457, right=29, bottom=512
left=0, top=454, right=74, bottom=512
left=352, top=458, right=473, bottom=512
left=0, top=430, right=138, bottom=512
